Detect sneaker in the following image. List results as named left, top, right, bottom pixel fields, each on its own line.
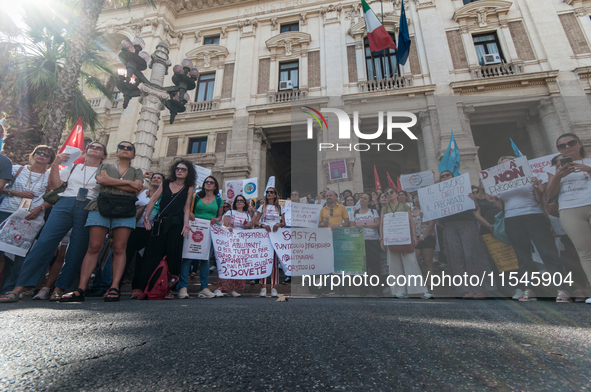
left=32, top=287, right=50, bottom=300
left=271, top=288, right=278, bottom=297
left=512, top=289, right=524, bottom=300
left=213, top=289, right=224, bottom=297
left=283, top=277, right=291, bottom=284
left=395, top=293, right=407, bottom=299
left=519, top=289, right=537, bottom=301
left=556, top=291, right=572, bottom=303
left=178, top=287, right=189, bottom=299
left=259, top=288, right=267, bottom=297
left=249, top=280, right=256, bottom=285
left=209, top=265, right=217, bottom=272
left=423, top=292, right=434, bottom=299
left=586, top=297, right=591, bottom=304
left=198, top=288, right=215, bottom=299
left=573, top=289, right=586, bottom=303
left=229, top=290, right=241, bottom=297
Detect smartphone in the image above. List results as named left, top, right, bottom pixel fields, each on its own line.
left=560, top=157, right=573, bottom=166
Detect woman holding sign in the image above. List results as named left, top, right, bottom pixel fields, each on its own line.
left=379, top=187, right=432, bottom=299
left=547, top=133, right=591, bottom=304
left=216, top=195, right=252, bottom=297
left=350, top=193, right=381, bottom=296
left=412, top=195, right=436, bottom=286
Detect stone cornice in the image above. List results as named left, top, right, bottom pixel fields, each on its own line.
left=266, top=31, right=312, bottom=58
left=186, top=45, right=229, bottom=68
left=452, top=0, right=512, bottom=29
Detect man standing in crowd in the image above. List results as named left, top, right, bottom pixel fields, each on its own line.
left=0, top=124, right=12, bottom=285
left=290, top=190, right=300, bottom=203
left=319, top=190, right=349, bottom=230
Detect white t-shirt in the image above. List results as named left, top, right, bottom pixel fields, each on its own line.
left=58, top=164, right=101, bottom=200
left=349, top=208, right=380, bottom=240
left=547, top=158, right=591, bottom=210
left=257, top=204, right=282, bottom=226
left=499, top=186, right=542, bottom=218
left=223, top=210, right=251, bottom=229
left=0, top=165, right=50, bottom=213
left=135, top=189, right=151, bottom=227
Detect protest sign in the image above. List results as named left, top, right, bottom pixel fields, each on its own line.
left=194, top=165, right=212, bottom=188
left=418, top=173, right=475, bottom=222
left=328, top=159, right=347, bottom=180
left=346, top=206, right=356, bottom=217
left=400, top=170, right=435, bottom=192
left=0, top=209, right=46, bottom=257
left=182, top=218, right=211, bottom=260
left=210, top=225, right=273, bottom=279
left=332, top=227, right=366, bottom=274
left=290, top=203, right=322, bottom=228
left=225, top=180, right=243, bottom=203
left=382, top=212, right=412, bottom=245
left=225, top=178, right=259, bottom=203
left=242, top=177, right=258, bottom=198
left=481, top=234, right=519, bottom=272
left=479, top=156, right=533, bottom=196
left=528, top=154, right=559, bottom=183
left=269, top=228, right=334, bottom=276
left=283, top=200, right=292, bottom=226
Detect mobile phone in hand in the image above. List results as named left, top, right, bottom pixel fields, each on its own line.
left=560, top=157, right=573, bottom=166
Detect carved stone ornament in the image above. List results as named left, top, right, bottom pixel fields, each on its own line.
left=320, top=4, right=343, bottom=24
left=186, top=45, right=229, bottom=69
left=300, top=13, right=308, bottom=26
left=411, top=0, right=436, bottom=9
left=265, top=31, right=312, bottom=58
left=237, top=19, right=259, bottom=37
left=452, top=0, right=512, bottom=30
left=271, top=18, right=278, bottom=30
left=220, top=26, right=228, bottom=39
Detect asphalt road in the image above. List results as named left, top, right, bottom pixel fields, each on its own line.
left=0, top=297, right=590, bottom=391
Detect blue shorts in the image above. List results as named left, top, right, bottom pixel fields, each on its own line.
left=85, top=210, right=136, bottom=230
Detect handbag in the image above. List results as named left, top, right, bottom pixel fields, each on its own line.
left=42, top=164, right=78, bottom=205
left=493, top=210, right=511, bottom=245
left=96, top=193, right=138, bottom=218
left=385, top=204, right=416, bottom=254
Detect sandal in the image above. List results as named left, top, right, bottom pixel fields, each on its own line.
left=49, top=290, right=63, bottom=301
left=32, top=287, right=51, bottom=300
left=165, top=292, right=175, bottom=300
left=104, top=288, right=120, bottom=302
left=0, top=291, right=20, bottom=303
left=60, top=288, right=85, bottom=302
left=131, top=289, right=143, bottom=299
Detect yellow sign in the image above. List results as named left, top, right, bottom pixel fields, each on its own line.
left=481, top=234, right=519, bottom=272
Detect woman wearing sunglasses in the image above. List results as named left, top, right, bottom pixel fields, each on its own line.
left=61, top=141, right=144, bottom=302
left=215, top=195, right=252, bottom=297
left=179, top=175, right=223, bottom=299
left=135, top=160, right=195, bottom=299
left=252, top=186, right=285, bottom=297
left=0, top=145, right=54, bottom=298
left=0, top=143, right=108, bottom=303
left=547, top=133, right=591, bottom=304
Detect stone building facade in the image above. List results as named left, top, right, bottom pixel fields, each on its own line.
left=90, top=0, right=591, bottom=196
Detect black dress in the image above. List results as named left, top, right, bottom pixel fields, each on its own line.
left=136, top=180, right=189, bottom=289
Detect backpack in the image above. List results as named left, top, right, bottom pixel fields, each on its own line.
left=139, top=257, right=179, bottom=300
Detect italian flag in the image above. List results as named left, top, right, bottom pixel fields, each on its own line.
left=362, top=0, right=397, bottom=53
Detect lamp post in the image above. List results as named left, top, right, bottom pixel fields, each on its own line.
left=115, top=39, right=200, bottom=171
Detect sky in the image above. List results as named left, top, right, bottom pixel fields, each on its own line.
left=0, top=1, right=25, bottom=29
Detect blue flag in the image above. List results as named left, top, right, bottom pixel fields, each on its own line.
left=510, top=138, right=523, bottom=158
left=396, top=0, right=411, bottom=66
left=438, top=131, right=461, bottom=177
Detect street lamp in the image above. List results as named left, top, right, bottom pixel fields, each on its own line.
left=116, top=37, right=200, bottom=124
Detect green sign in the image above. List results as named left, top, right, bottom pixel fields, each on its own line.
left=332, top=227, right=366, bottom=274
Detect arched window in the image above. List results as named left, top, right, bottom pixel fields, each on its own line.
left=364, top=33, right=398, bottom=80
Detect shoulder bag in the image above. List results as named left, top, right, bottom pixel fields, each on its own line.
left=43, top=164, right=77, bottom=205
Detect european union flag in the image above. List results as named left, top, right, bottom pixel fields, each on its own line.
left=439, top=131, right=461, bottom=177
left=396, top=0, right=411, bottom=66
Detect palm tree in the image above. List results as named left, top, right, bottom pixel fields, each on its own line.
left=0, top=4, right=115, bottom=163
left=43, top=0, right=155, bottom=151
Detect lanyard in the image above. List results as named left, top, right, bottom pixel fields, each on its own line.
left=116, top=164, right=130, bottom=180
left=24, top=166, right=46, bottom=193
left=81, top=164, right=99, bottom=189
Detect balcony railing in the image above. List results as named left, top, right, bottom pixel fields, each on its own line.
left=268, top=89, right=308, bottom=103
left=86, top=97, right=123, bottom=110
left=471, top=62, right=524, bottom=79
left=186, top=100, right=220, bottom=113
left=357, top=76, right=413, bottom=92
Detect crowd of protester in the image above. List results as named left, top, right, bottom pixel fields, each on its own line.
left=0, top=131, right=589, bottom=304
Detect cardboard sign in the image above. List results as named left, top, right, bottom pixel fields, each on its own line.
left=290, top=203, right=322, bottom=228
left=332, top=227, right=366, bottom=274
left=224, top=177, right=259, bottom=203
left=210, top=225, right=273, bottom=279
left=182, top=218, right=211, bottom=260
left=328, top=160, right=347, bottom=181
left=382, top=212, right=412, bottom=245
left=480, top=156, right=533, bottom=196
left=269, top=228, right=334, bottom=276
left=418, top=173, right=476, bottom=222
left=481, top=234, right=519, bottom=272
left=0, top=209, right=46, bottom=257
left=400, top=170, right=435, bottom=192
left=194, top=165, right=212, bottom=188
left=528, top=154, right=559, bottom=184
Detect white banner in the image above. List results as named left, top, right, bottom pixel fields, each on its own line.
left=283, top=200, right=292, bottom=227
left=0, top=209, right=46, bottom=257
left=290, top=203, right=322, bottom=228
left=400, top=170, right=435, bottom=192
left=528, top=154, right=559, bottom=184
left=194, top=165, right=212, bottom=188
left=383, top=212, right=412, bottom=245
left=210, top=225, right=273, bottom=279
left=182, top=218, right=211, bottom=260
left=269, top=228, right=334, bottom=276
left=418, top=173, right=476, bottom=222
left=480, top=156, right=533, bottom=196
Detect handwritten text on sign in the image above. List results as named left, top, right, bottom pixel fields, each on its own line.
left=480, top=156, right=533, bottom=196
left=210, top=225, right=273, bottom=279
left=418, top=173, right=475, bottom=222
left=269, top=228, right=334, bottom=276
left=383, top=212, right=412, bottom=245
left=528, top=154, right=558, bottom=183
left=400, top=170, right=435, bottom=192
left=182, top=218, right=211, bottom=260
left=290, top=203, right=322, bottom=228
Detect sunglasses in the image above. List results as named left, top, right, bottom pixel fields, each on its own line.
left=88, top=145, right=104, bottom=151
left=175, top=167, right=188, bottom=172
left=34, top=150, right=51, bottom=158
left=236, top=199, right=246, bottom=203
left=118, top=145, right=134, bottom=151
left=204, top=180, right=215, bottom=185
left=557, top=140, right=578, bottom=150
left=291, top=193, right=298, bottom=196
left=266, top=190, right=276, bottom=194
left=385, top=190, right=396, bottom=195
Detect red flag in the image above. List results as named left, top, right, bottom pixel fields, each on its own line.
left=59, top=117, right=86, bottom=164
left=386, top=172, right=397, bottom=189
left=397, top=176, right=402, bottom=192
left=373, top=165, right=382, bottom=191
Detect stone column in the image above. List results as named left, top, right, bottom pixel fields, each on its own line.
left=531, top=98, right=564, bottom=149
left=252, top=128, right=265, bottom=189
left=418, top=110, right=438, bottom=171
left=521, top=115, right=549, bottom=156
left=498, top=21, right=520, bottom=62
